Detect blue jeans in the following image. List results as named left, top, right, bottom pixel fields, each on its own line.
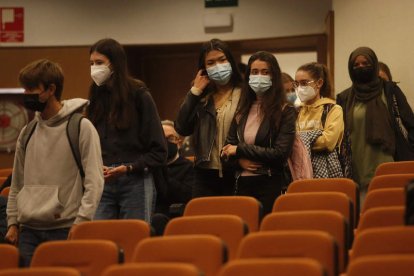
left=19, top=227, right=70, bottom=267
left=94, top=172, right=155, bottom=222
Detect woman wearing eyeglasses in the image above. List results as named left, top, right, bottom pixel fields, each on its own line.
left=294, top=62, right=345, bottom=178
left=221, top=51, right=296, bottom=215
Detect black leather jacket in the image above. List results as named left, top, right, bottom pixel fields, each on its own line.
left=225, top=105, right=297, bottom=175
left=175, top=91, right=220, bottom=167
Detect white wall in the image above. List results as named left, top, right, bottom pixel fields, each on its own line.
left=0, top=0, right=331, bottom=46
left=333, top=0, right=414, bottom=107
left=3, top=0, right=413, bottom=106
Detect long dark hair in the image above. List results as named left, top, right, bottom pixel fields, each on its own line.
left=297, top=62, right=333, bottom=99
left=197, top=39, right=242, bottom=94
left=87, top=38, right=138, bottom=129
left=237, top=51, right=286, bottom=128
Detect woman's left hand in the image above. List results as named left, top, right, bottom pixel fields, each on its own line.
left=104, top=165, right=128, bottom=181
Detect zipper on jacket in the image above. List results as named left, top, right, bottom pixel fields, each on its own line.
left=234, top=171, right=241, bottom=195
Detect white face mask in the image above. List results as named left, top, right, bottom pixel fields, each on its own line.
left=249, top=75, right=272, bottom=96
left=91, top=64, right=112, bottom=86
left=296, top=85, right=317, bottom=102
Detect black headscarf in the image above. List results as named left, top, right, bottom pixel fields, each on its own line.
left=345, top=47, right=395, bottom=155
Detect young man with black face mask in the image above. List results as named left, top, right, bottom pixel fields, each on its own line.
left=153, top=120, right=194, bottom=216
left=337, top=47, right=414, bottom=205
left=5, top=59, right=104, bottom=267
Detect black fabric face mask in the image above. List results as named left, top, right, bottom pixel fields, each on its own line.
left=167, top=141, right=178, bottom=160
left=353, top=66, right=375, bottom=83
left=23, top=93, right=47, bottom=112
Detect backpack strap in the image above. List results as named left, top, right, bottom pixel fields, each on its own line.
left=67, top=113, right=85, bottom=178
left=321, top=103, right=335, bottom=128
left=20, top=119, right=38, bottom=153
left=20, top=113, right=85, bottom=178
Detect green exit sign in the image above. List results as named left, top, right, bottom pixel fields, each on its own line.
left=205, top=0, right=238, bottom=8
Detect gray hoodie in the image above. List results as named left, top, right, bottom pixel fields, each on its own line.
left=7, top=98, right=104, bottom=229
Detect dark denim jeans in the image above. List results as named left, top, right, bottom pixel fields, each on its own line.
left=18, top=226, right=70, bottom=267
left=94, top=172, right=155, bottom=222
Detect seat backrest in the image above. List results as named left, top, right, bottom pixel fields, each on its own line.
left=273, top=192, right=353, bottom=230
left=368, top=174, right=414, bottom=192
left=347, top=255, right=414, bottom=276
left=0, top=267, right=80, bottom=276
left=133, top=234, right=227, bottom=276
left=31, top=240, right=121, bottom=276
left=0, top=168, right=12, bottom=177
left=218, top=258, right=325, bottom=276
left=375, top=161, right=414, bottom=176
left=260, top=210, right=349, bottom=272
left=350, top=226, right=414, bottom=263
left=164, top=214, right=248, bottom=260
left=0, top=244, right=19, bottom=269
left=361, top=188, right=405, bottom=214
left=184, top=196, right=262, bottom=232
left=0, top=186, right=10, bottom=197
left=356, top=206, right=405, bottom=236
left=287, top=178, right=359, bottom=226
left=69, top=219, right=151, bottom=262
left=237, top=230, right=338, bottom=276
left=102, top=263, right=201, bottom=276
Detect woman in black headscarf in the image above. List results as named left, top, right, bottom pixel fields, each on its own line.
left=337, top=47, right=414, bottom=202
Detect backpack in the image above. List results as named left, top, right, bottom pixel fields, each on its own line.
left=321, top=103, right=353, bottom=178
left=20, top=112, right=85, bottom=178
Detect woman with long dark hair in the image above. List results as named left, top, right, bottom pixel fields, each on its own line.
left=175, top=38, right=243, bottom=198
left=87, top=38, right=167, bottom=221
left=221, top=51, right=296, bottom=214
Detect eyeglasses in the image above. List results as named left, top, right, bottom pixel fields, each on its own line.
left=292, top=80, right=316, bottom=88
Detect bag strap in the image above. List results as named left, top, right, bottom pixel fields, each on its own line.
left=20, top=119, right=38, bottom=154
left=67, top=112, right=85, bottom=178
left=321, top=103, right=335, bottom=128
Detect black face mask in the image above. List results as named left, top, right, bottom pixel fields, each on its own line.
left=353, top=66, right=375, bottom=83
left=23, top=93, right=47, bottom=112
left=167, top=141, right=178, bottom=161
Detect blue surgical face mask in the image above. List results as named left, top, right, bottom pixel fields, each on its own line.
left=286, top=91, right=297, bottom=104
left=249, top=75, right=272, bottom=96
left=206, top=62, right=232, bottom=86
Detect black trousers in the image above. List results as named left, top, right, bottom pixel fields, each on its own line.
left=236, top=174, right=283, bottom=216
left=192, top=168, right=235, bottom=198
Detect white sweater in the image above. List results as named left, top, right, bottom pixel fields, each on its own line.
left=7, top=98, right=104, bottom=229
